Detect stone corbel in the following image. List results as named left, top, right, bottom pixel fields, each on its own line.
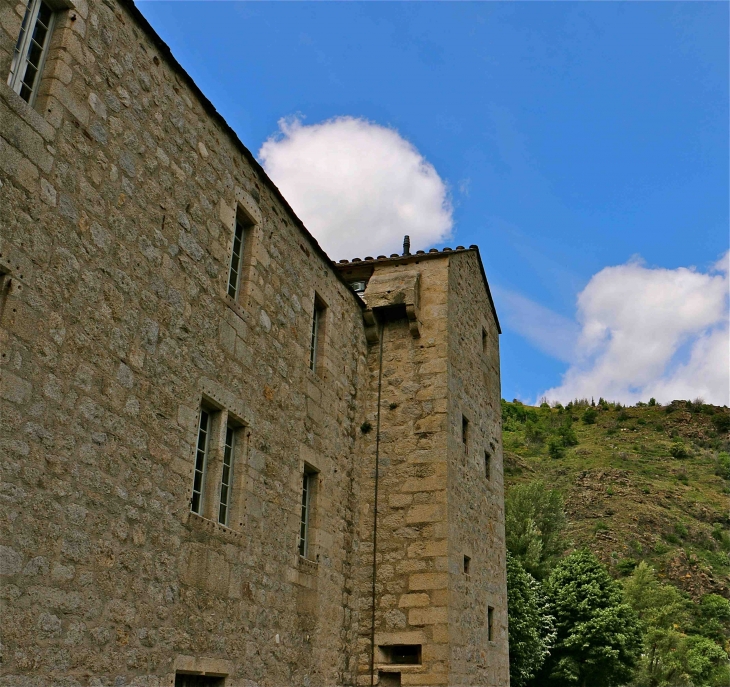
left=363, top=309, right=380, bottom=344
left=361, top=269, right=422, bottom=339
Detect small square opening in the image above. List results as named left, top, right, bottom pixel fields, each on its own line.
left=378, top=671, right=401, bottom=687
left=175, top=675, right=225, bottom=687
left=378, top=644, right=422, bottom=665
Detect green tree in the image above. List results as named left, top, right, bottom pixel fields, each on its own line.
left=505, top=481, right=567, bottom=580
left=534, top=550, right=643, bottom=687
left=691, top=594, right=730, bottom=645
left=680, top=635, right=730, bottom=686
left=506, top=553, right=556, bottom=687
left=623, top=561, right=691, bottom=687
left=582, top=407, right=598, bottom=424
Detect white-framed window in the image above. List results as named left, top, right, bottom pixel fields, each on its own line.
left=191, top=408, right=210, bottom=515
left=298, top=466, right=316, bottom=559
left=218, top=423, right=235, bottom=525
left=227, top=218, right=246, bottom=300
left=7, top=0, right=56, bottom=105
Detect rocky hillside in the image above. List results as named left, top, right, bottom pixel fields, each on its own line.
left=502, top=399, right=730, bottom=597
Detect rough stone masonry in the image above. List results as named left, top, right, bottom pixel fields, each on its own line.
left=0, top=0, right=509, bottom=684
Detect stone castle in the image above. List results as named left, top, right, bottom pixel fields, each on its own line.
left=0, top=0, right=509, bottom=684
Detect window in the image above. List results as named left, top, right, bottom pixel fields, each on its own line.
left=350, top=280, right=366, bottom=295
left=218, top=423, right=235, bottom=525
left=190, top=400, right=244, bottom=525
left=7, top=0, right=55, bottom=105
left=191, top=408, right=210, bottom=515
left=463, top=555, right=471, bottom=575
left=482, top=327, right=488, bottom=353
left=484, top=451, right=491, bottom=480
left=487, top=606, right=494, bottom=641
left=226, top=212, right=253, bottom=300
left=309, top=295, right=326, bottom=373
left=378, top=645, right=422, bottom=665
left=462, top=414, right=469, bottom=453
left=298, top=466, right=316, bottom=558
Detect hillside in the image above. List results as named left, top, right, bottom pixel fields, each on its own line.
left=502, top=399, right=730, bottom=597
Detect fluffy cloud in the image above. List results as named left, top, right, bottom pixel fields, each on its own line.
left=259, top=116, right=453, bottom=260
left=541, top=254, right=729, bottom=405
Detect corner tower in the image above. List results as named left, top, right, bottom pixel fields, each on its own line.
left=337, top=244, right=508, bottom=687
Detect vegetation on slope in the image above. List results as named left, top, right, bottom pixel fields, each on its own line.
left=502, top=398, right=730, bottom=597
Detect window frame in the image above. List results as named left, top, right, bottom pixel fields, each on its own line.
left=226, top=216, right=246, bottom=300
left=191, top=408, right=211, bottom=515
left=7, top=0, right=56, bottom=106
left=217, top=422, right=236, bottom=526
left=309, top=294, right=327, bottom=374
left=298, top=465, right=317, bottom=559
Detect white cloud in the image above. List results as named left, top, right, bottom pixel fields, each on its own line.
left=259, top=116, right=453, bottom=260
left=540, top=253, right=729, bottom=406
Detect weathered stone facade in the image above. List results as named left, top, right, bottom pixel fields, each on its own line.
left=0, top=0, right=509, bottom=685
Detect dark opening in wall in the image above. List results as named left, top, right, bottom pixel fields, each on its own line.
left=174, top=674, right=225, bottom=687
left=378, top=644, right=422, bottom=665
left=464, top=554, right=471, bottom=575
left=488, top=606, right=495, bottom=641
left=462, top=414, right=469, bottom=453
left=378, top=671, right=401, bottom=687
left=484, top=451, right=491, bottom=480
left=482, top=327, right=487, bottom=353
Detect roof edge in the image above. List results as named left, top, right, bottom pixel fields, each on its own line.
left=118, top=0, right=362, bottom=306
left=335, top=246, right=501, bottom=333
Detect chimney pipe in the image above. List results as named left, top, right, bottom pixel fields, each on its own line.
left=403, top=235, right=411, bottom=256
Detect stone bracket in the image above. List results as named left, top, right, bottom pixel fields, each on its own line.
left=362, top=269, right=422, bottom=342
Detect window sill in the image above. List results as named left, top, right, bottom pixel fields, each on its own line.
left=220, top=290, right=247, bottom=322
left=297, top=555, right=318, bottom=575
left=185, top=510, right=244, bottom=542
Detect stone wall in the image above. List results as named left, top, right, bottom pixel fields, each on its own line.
left=446, top=251, right=509, bottom=686
left=0, top=0, right=367, bottom=683
left=0, top=0, right=509, bottom=684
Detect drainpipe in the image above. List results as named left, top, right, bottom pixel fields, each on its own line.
left=369, top=322, right=385, bottom=687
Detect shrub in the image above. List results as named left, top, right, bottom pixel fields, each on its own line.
left=558, top=423, right=578, bottom=447
left=594, top=520, right=609, bottom=533
left=715, top=453, right=730, bottom=480
left=616, top=558, right=638, bottom=575
left=670, top=441, right=690, bottom=459
left=582, top=408, right=598, bottom=425
left=548, top=438, right=565, bottom=460
left=648, top=397, right=657, bottom=406
left=711, top=413, right=730, bottom=434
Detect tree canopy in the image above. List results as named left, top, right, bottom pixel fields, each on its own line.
left=505, top=480, right=566, bottom=580
left=535, top=549, right=643, bottom=687
left=506, top=552, right=555, bottom=687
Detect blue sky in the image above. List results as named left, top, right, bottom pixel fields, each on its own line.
left=137, top=1, right=729, bottom=405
